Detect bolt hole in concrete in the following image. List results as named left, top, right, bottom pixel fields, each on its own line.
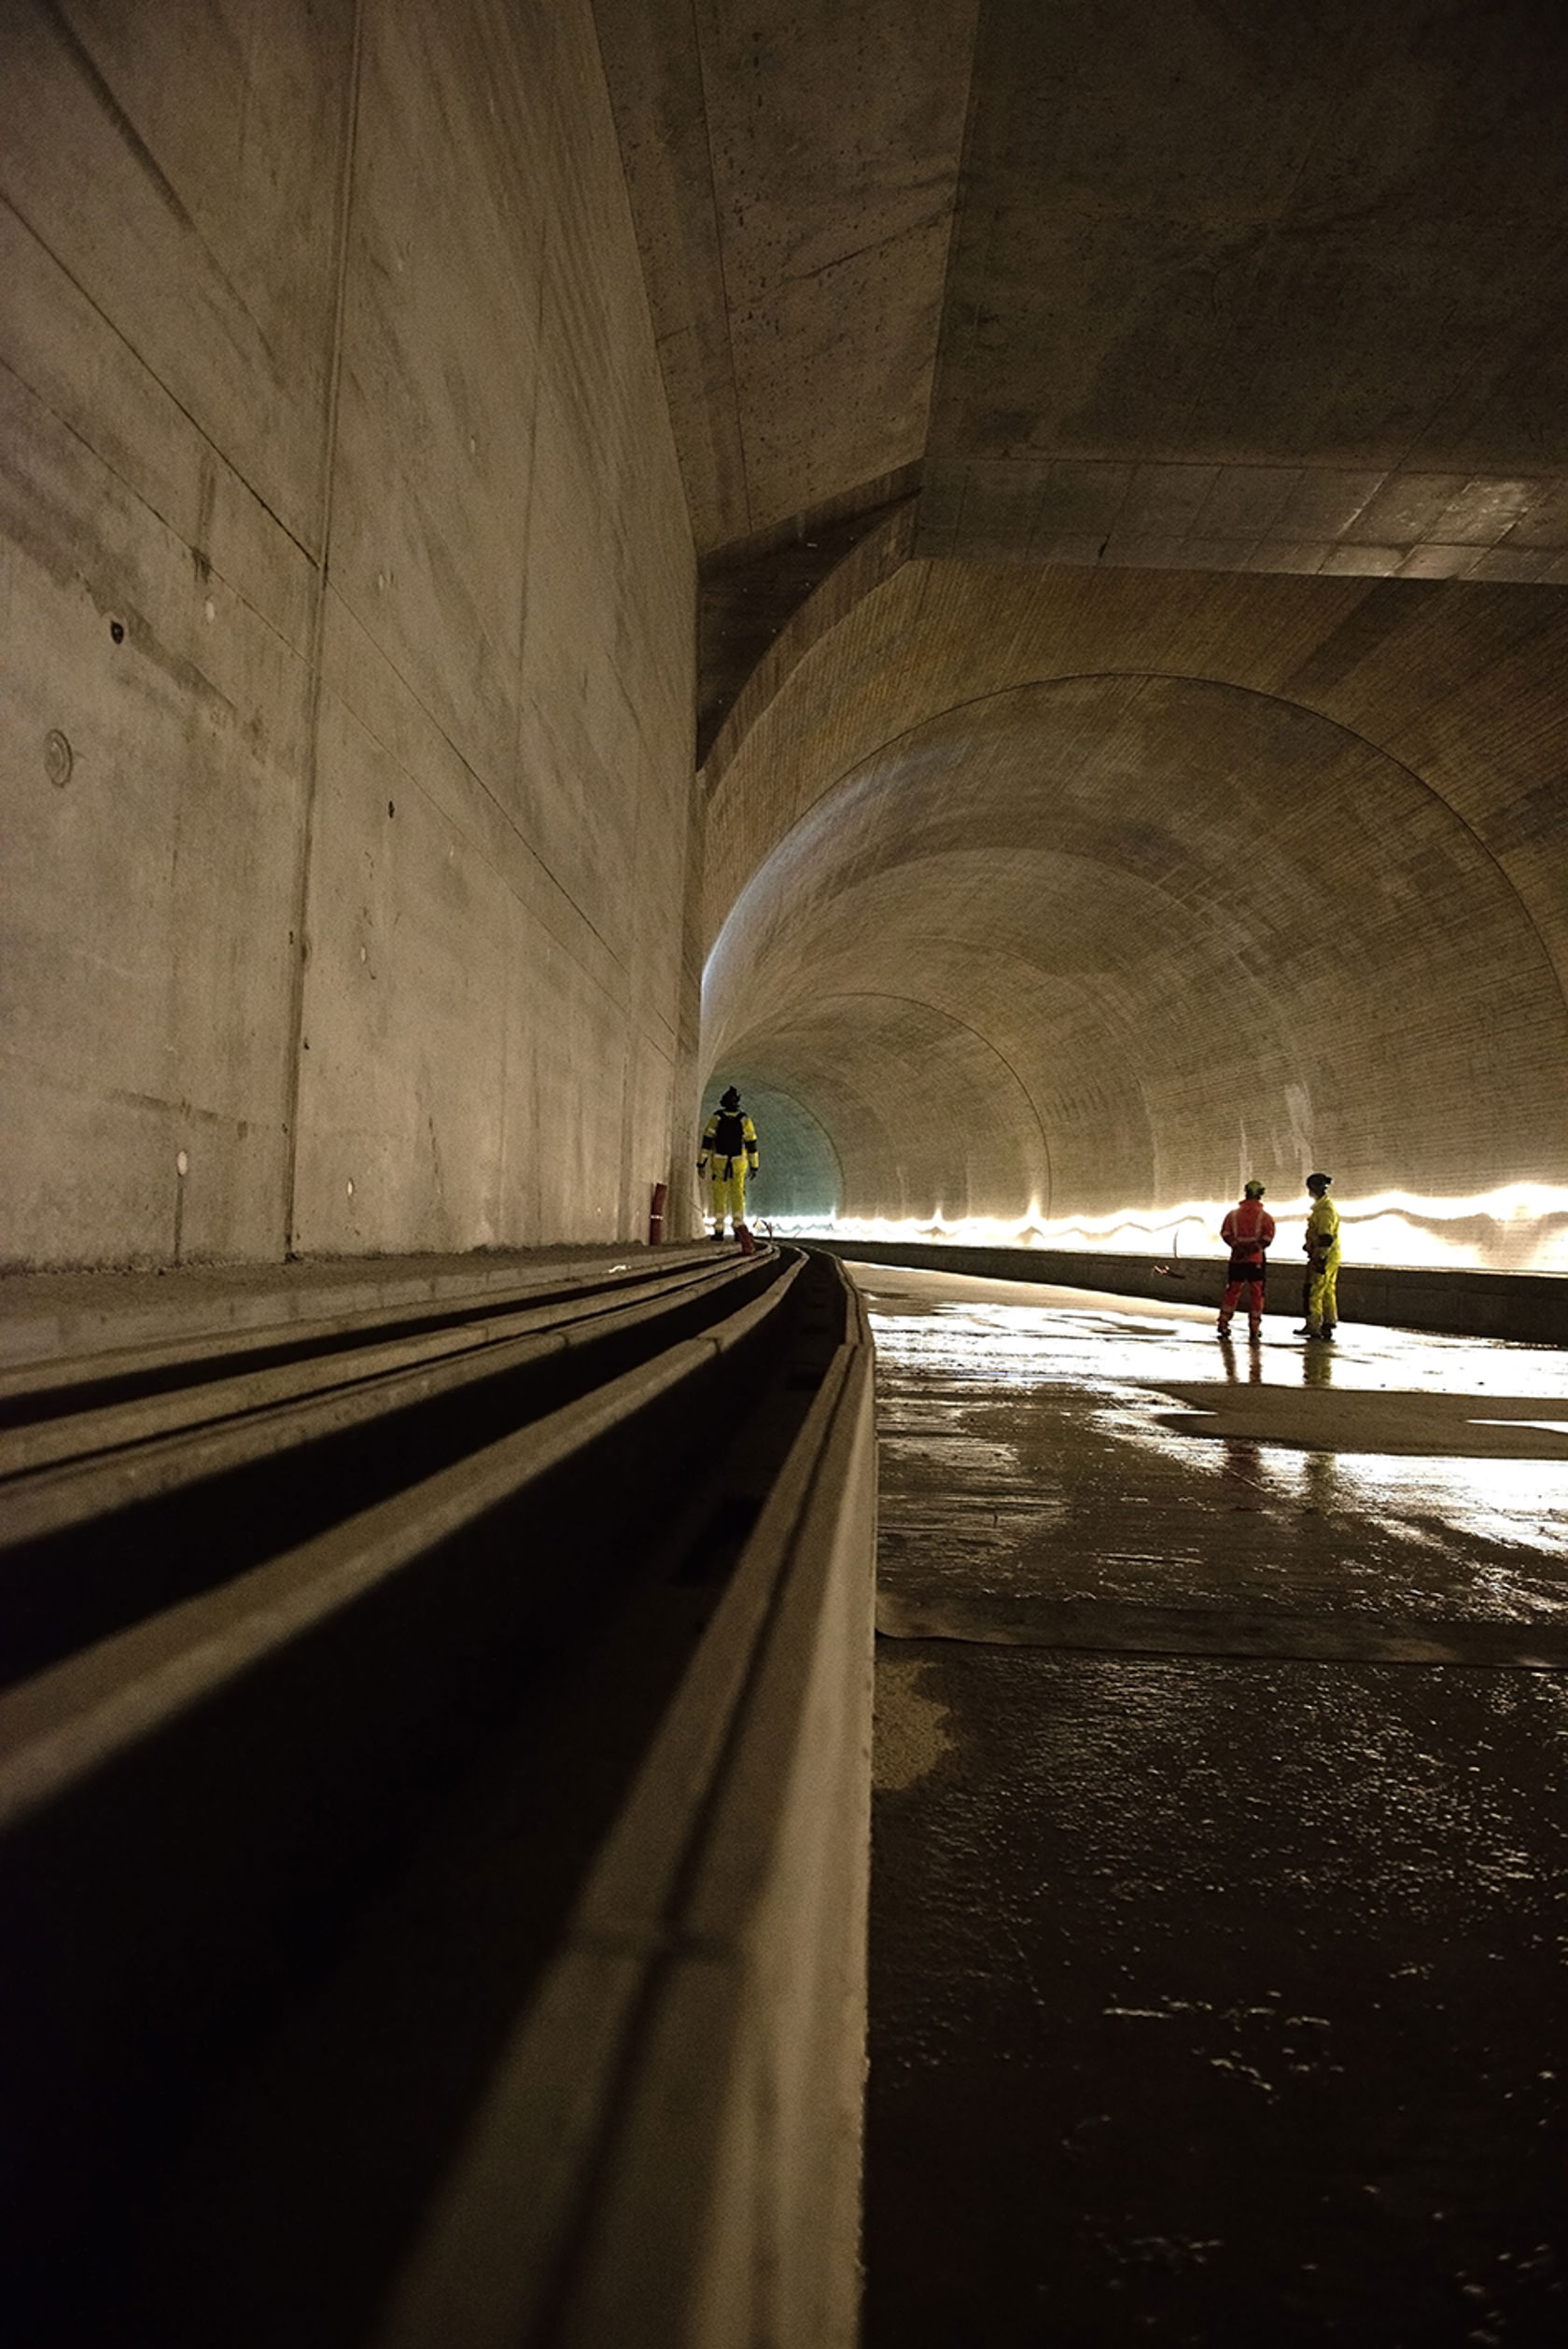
left=859, top=1265, right=1568, bottom=2348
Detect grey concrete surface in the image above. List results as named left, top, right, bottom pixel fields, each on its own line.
left=0, top=1243, right=716, bottom=1369
left=594, top=0, right=978, bottom=551
left=395, top=1302, right=879, bottom=2349
left=0, top=1254, right=761, bottom=1555
left=7, top=2, right=1568, bottom=1286
left=926, top=0, right=1568, bottom=576
left=0, top=1247, right=873, bottom=2349
left=2, top=0, right=694, bottom=1273
left=858, top=1263, right=1568, bottom=2345
left=609, top=0, right=1568, bottom=576
left=10, top=7, right=1568, bottom=2336
left=700, top=563, right=1568, bottom=1258
left=649, top=10, right=1568, bottom=1269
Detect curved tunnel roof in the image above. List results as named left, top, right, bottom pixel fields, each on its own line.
left=700, top=565, right=1568, bottom=1263
left=597, top=0, right=1568, bottom=1267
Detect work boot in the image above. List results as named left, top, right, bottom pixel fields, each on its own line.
left=1217, top=1321, right=1231, bottom=1336
left=1321, top=1324, right=1337, bottom=1341
left=1248, top=1321, right=1262, bottom=1338
left=1295, top=1325, right=1319, bottom=1338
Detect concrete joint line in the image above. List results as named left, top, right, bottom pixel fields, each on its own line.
left=280, top=0, right=367, bottom=1251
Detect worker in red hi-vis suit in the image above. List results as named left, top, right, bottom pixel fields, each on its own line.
left=1217, top=1180, right=1276, bottom=1339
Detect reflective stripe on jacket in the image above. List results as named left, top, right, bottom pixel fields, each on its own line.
left=1221, top=1199, right=1276, bottom=1260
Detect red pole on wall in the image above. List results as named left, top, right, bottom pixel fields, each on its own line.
left=649, top=1181, right=667, bottom=1245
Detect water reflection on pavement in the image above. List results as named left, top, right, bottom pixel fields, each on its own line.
left=860, top=1265, right=1568, bottom=2349
left=866, top=1273, right=1568, bottom=1644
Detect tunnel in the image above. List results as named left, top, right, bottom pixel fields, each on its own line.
left=2, top=0, right=1567, bottom=2342
left=704, top=607, right=1568, bottom=1260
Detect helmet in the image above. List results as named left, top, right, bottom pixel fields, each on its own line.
left=1243, top=1179, right=1266, bottom=1197
left=720, top=1085, right=741, bottom=1110
left=1306, top=1170, right=1332, bottom=1194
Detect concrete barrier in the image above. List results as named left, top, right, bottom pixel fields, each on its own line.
left=377, top=1272, right=877, bottom=2349
left=808, top=1239, right=1567, bottom=1347
left=0, top=1247, right=876, bottom=2348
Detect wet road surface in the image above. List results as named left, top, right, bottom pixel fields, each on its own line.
left=858, top=1267, right=1568, bottom=2349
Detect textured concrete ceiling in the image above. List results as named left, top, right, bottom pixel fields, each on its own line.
left=598, top=0, right=1568, bottom=1251
left=601, top=0, right=1568, bottom=580
left=700, top=566, right=1568, bottom=1246
left=594, top=0, right=977, bottom=550
left=924, top=0, right=1568, bottom=579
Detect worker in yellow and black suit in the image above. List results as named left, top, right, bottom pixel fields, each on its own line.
left=697, top=1084, right=759, bottom=1239
left=1296, top=1170, right=1342, bottom=1341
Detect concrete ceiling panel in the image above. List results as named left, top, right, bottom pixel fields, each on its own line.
left=704, top=565, right=1568, bottom=986
left=595, top=0, right=978, bottom=549
left=933, top=0, right=1568, bottom=470
left=603, top=0, right=1568, bottom=581
left=593, top=2, right=1568, bottom=1251
left=917, top=0, right=1568, bottom=570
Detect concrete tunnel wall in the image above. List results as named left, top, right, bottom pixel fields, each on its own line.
left=7, top=2, right=1568, bottom=1284
left=1, top=0, right=696, bottom=1272
left=699, top=563, right=1568, bottom=1269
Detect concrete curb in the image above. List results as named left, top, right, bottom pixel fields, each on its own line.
left=807, top=1240, right=1567, bottom=1347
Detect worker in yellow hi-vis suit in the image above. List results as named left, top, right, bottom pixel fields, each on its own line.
left=1296, top=1171, right=1342, bottom=1341
left=697, top=1085, right=759, bottom=1239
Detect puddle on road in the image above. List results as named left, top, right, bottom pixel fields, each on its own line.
left=861, top=1282, right=1568, bottom=1633
left=861, top=1273, right=1568, bottom=2348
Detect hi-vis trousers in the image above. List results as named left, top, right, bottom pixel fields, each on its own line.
left=1305, top=1257, right=1340, bottom=1334
left=709, top=1160, right=749, bottom=1232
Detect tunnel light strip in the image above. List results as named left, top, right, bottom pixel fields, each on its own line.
left=763, top=1183, right=1568, bottom=1273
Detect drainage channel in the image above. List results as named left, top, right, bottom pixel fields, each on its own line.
left=0, top=1244, right=875, bottom=2349
left=0, top=1249, right=779, bottom=1684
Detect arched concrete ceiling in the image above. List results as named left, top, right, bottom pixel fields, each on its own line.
left=595, top=0, right=1568, bottom=1259
left=700, top=566, right=1568, bottom=1252
left=706, top=566, right=1568, bottom=984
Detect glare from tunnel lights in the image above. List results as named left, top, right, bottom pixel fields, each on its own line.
left=769, top=1181, right=1568, bottom=1272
